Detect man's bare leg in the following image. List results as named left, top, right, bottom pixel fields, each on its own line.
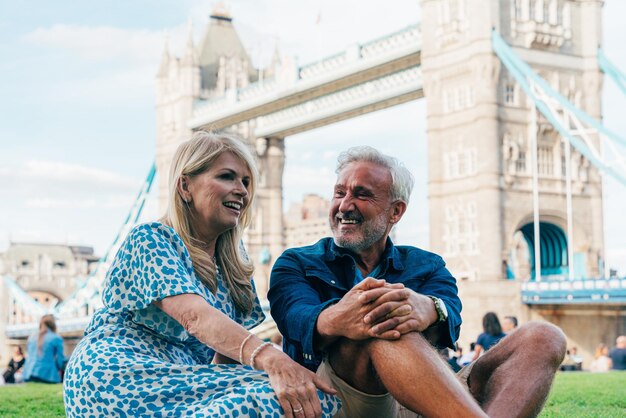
left=468, top=321, right=566, bottom=418
left=329, top=333, right=487, bottom=417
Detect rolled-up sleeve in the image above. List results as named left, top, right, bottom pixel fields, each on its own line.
left=269, top=250, right=339, bottom=369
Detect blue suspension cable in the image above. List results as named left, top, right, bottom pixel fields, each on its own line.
left=598, top=48, right=626, bottom=98
left=492, top=30, right=626, bottom=187
left=52, top=161, right=157, bottom=315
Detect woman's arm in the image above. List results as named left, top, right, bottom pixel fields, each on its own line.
left=154, top=293, right=258, bottom=363
left=154, top=293, right=336, bottom=418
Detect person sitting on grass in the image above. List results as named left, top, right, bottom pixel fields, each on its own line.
left=269, top=146, right=567, bottom=418
left=471, top=312, right=507, bottom=361
left=2, top=346, right=26, bottom=384
left=63, top=132, right=340, bottom=417
left=590, top=343, right=612, bottom=372
left=22, top=315, right=65, bottom=383
left=609, top=335, right=626, bottom=370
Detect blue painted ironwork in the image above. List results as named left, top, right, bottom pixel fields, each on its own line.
left=492, top=30, right=626, bottom=187
left=522, top=277, right=626, bottom=304
left=520, top=222, right=569, bottom=279
left=52, top=161, right=157, bottom=317
left=599, top=49, right=626, bottom=98
left=4, top=162, right=157, bottom=338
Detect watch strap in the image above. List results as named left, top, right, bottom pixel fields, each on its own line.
left=428, top=295, right=446, bottom=323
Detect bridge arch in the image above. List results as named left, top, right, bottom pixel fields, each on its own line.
left=519, top=222, right=568, bottom=279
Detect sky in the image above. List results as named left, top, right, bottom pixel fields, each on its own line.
left=1, top=0, right=625, bottom=274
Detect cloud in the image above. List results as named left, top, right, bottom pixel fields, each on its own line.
left=44, top=66, right=156, bottom=105
left=0, top=160, right=142, bottom=205
left=0, top=160, right=151, bottom=254
left=18, top=24, right=186, bottom=105
left=283, top=165, right=335, bottom=205
left=22, top=160, right=139, bottom=189
left=24, top=195, right=138, bottom=210
left=186, top=0, right=421, bottom=68
left=22, top=24, right=169, bottom=64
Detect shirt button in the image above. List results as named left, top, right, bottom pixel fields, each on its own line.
left=330, top=280, right=336, bottom=284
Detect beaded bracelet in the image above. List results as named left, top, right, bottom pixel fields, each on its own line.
left=250, top=342, right=272, bottom=369
left=239, top=334, right=254, bottom=365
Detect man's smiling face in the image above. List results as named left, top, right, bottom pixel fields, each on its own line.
left=329, top=161, right=395, bottom=253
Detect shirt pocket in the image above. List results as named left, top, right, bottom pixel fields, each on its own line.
left=304, top=267, right=347, bottom=292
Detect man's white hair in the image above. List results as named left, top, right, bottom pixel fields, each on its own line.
left=336, top=146, right=414, bottom=203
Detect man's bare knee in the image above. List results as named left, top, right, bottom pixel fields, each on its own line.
left=328, top=338, right=387, bottom=394
left=517, top=321, right=567, bottom=366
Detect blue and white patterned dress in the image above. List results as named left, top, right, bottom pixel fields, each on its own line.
left=63, top=222, right=340, bottom=417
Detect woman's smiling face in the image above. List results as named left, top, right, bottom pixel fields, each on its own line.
left=184, top=151, right=251, bottom=243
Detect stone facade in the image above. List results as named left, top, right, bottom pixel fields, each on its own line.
left=154, top=2, right=619, bottom=366
left=1, top=243, right=99, bottom=359
left=421, top=0, right=610, bottom=363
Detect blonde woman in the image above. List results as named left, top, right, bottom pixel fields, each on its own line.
left=64, top=132, right=339, bottom=417
left=23, top=315, right=65, bottom=383
left=590, top=343, right=612, bottom=372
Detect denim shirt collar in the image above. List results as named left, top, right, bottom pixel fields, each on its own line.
left=324, top=237, right=405, bottom=273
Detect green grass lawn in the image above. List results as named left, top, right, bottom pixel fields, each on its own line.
left=0, top=383, right=65, bottom=417
left=540, top=372, right=626, bottom=418
left=0, top=372, right=624, bottom=417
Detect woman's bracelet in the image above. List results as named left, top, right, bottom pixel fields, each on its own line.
left=239, top=334, right=254, bottom=365
left=250, top=342, right=272, bottom=369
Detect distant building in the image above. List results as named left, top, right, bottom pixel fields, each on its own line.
left=284, top=194, right=332, bottom=249
left=2, top=243, right=99, bottom=302
left=1, top=243, right=99, bottom=356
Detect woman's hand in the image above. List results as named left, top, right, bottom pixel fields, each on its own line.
left=257, top=348, right=336, bottom=418
left=154, top=294, right=336, bottom=416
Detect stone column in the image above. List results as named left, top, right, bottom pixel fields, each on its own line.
left=250, top=137, right=285, bottom=301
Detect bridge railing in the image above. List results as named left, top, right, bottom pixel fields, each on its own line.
left=191, top=23, right=421, bottom=122
left=5, top=316, right=91, bottom=339
left=521, top=277, right=626, bottom=304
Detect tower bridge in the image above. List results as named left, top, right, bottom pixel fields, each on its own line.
left=3, top=0, right=625, bottom=365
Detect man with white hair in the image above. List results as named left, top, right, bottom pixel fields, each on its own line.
left=269, top=146, right=567, bottom=417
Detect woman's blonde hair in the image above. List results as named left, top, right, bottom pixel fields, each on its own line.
left=594, top=343, right=608, bottom=359
left=161, top=131, right=258, bottom=313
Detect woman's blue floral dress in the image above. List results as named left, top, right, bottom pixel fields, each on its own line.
left=64, top=222, right=340, bottom=417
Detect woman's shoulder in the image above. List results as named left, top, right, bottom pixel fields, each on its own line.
left=126, top=222, right=186, bottom=248
left=41, top=330, right=63, bottom=342
left=129, top=221, right=176, bottom=238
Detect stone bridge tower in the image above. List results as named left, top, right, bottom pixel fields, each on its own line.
left=420, top=0, right=605, bottom=345
left=155, top=7, right=284, bottom=299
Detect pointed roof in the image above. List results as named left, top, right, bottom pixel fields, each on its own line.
left=181, top=18, right=197, bottom=67
left=197, top=6, right=257, bottom=90
left=157, top=34, right=171, bottom=77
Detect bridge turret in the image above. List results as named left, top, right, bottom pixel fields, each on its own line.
left=421, top=0, right=609, bottom=359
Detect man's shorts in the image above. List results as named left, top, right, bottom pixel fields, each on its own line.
left=316, top=357, right=474, bottom=418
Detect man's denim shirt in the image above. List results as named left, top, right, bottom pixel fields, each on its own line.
left=268, top=237, right=462, bottom=371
